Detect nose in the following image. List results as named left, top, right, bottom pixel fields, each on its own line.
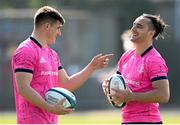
left=131, top=25, right=135, bottom=31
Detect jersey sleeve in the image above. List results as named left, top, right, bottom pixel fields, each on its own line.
left=58, top=58, right=63, bottom=70
left=57, top=55, right=63, bottom=71
left=147, top=56, right=168, bottom=82
left=13, top=47, right=36, bottom=74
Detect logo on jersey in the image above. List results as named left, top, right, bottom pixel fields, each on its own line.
left=41, top=71, right=58, bottom=76
left=137, top=64, right=144, bottom=73
left=40, top=57, right=46, bottom=63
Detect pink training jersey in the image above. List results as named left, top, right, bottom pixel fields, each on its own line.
left=12, top=36, right=63, bottom=124
left=117, top=46, right=168, bottom=123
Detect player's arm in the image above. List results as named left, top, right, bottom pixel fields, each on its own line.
left=58, top=53, right=113, bottom=92
left=111, top=79, right=170, bottom=103
left=129, top=79, right=170, bottom=103
left=130, top=57, right=170, bottom=103
left=15, top=72, right=72, bottom=115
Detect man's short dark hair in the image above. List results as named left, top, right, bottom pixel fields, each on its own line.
left=34, top=6, right=65, bottom=27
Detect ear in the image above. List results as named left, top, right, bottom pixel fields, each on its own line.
left=44, top=22, right=51, bottom=30
left=149, top=30, right=155, bottom=38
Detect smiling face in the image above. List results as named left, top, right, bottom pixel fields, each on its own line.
left=130, top=16, right=155, bottom=44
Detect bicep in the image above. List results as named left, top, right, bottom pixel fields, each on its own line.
left=152, top=79, right=170, bottom=102
left=152, top=79, right=169, bottom=90
left=15, top=72, right=33, bottom=92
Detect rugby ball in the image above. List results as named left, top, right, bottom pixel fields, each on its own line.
left=45, top=87, right=76, bottom=109
left=108, top=74, right=126, bottom=108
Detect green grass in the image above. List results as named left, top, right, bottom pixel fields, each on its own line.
left=60, top=110, right=121, bottom=124
left=0, top=109, right=180, bottom=124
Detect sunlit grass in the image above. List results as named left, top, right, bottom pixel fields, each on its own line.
left=59, top=110, right=121, bottom=124
left=0, top=109, right=180, bottom=124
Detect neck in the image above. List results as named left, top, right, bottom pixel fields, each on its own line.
left=134, top=40, right=153, bottom=55
left=31, top=29, right=48, bottom=47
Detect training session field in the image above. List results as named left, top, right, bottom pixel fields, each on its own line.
left=0, top=109, right=180, bottom=124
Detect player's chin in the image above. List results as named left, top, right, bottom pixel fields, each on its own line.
left=50, top=40, right=56, bottom=45
left=52, top=39, right=56, bottom=43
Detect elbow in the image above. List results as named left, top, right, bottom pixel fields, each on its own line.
left=159, top=85, right=170, bottom=103
left=160, top=93, right=170, bottom=103
left=160, top=96, right=169, bottom=103
left=17, top=85, right=28, bottom=97
left=17, top=87, right=25, bottom=96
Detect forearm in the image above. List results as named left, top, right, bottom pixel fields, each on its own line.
left=60, top=53, right=113, bottom=91
left=18, top=86, right=50, bottom=111
left=129, top=89, right=169, bottom=103
left=61, top=64, right=94, bottom=91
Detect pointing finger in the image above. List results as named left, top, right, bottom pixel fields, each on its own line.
left=101, top=54, right=114, bottom=59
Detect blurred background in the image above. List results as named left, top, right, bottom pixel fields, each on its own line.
left=0, top=0, right=180, bottom=121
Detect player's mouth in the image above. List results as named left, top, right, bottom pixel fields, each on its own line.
left=130, top=33, right=138, bottom=40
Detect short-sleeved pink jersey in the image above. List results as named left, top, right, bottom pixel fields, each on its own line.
left=12, top=36, right=63, bottom=124
left=117, top=46, right=168, bottom=123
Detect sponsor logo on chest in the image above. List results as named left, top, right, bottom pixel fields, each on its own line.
left=137, top=64, right=144, bottom=73
left=39, top=56, right=58, bottom=76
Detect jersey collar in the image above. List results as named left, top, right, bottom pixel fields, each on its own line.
left=141, top=45, right=153, bottom=57
left=30, top=36, right=42, bottom=48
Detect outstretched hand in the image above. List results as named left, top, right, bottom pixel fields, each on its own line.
left=89, top=53, right=114, bottom=70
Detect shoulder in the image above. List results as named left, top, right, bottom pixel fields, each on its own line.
left=144, top=48, right=168, bottom=72
left=48, top=48, right=60, bottom=60
left=122, top=49, right=135, bottom=57
left=117, top=49, right=135, bottom=71
left=13, top=38, right=37, bottom=61
left=118, top=49, right=135, bottom=62
left=146, top=48, right=166, bottom=64
left=49, top=48, right=58, bottom=55
left=48, top=48, right=61, bottom=64
left=15, top=38, right=36, bottom=54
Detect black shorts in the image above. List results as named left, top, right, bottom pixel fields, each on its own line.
left=122, top=121, right=163, bottom=124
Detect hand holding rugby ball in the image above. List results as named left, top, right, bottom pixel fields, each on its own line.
left=107, top=74, right=126, bottom=108
left=45, top=87, right=76, bottom=109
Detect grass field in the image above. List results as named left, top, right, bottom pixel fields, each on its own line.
left=0, top=109, right=180, bottom=124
